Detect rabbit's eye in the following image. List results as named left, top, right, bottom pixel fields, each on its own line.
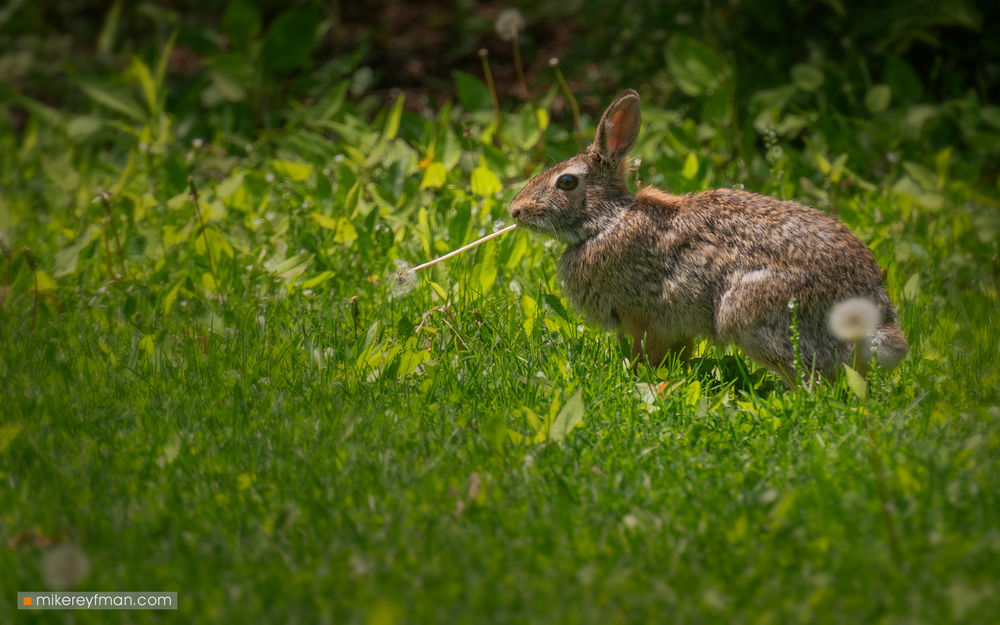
left=556, top=174, right=579, bottom=191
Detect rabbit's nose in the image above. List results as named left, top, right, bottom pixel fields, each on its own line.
left=510, top=204, right=522, bottom=220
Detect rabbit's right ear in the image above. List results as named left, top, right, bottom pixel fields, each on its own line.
left=591, top=89, right=640, bottom=165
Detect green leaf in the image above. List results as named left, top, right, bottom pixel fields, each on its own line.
left=333, top=218, right=358, bottom=244
left=53, top=224, right=102, bottom=277
left=0, top=423, right=23, bottom=454
left=202, top=272, right=219, bottom=292
left=382, top=94, right=404, bottom=141
left=416, top=207, right=432, bottom=256
left=420, top=162, right=448, bottom=189
left=364, top=95, right=405, bottom=168
left=271, top=159, right=313, bottom=181
left=666, top=35, right=723, bottom=97
left=885, top=55, right=923, bottom=104
left=267, top=252, right=313, bottom=281
left=864, top=85, right=892, bottom=114
left=843, top=365, right=868, bottom=401
left=222, top=0, right=262, bottom=49
left=302, top=271, right=336, bottom=289
left=903, top=273, right=921, bottom=301
left=162, top=279, right=183, bottom=314
left=453, top=70, right=492, bottom=112
left=66, top=116, right=103, bottom=139
left=471, top=166, right=502, bottom=197
left=128, top=56, right=157, bottom=114
left=261, top=6, right=321, bottom=72
left=521, top=294, right=538, bottom=337
left=791, top=64, right=825, bottom=91
left=550, top=388, right=585, bottom=442
left=981, top=106, right=1000, bottom=130
left=216, top=171, right=245, bottom=199
left=139, top=334, right=156, bottom=357
left=681, top=153, right=699, bottom=179
left=79, top=81, right=145, bottom=120
left=310, top=212, right=339, bottom=229
left=535, top=108, right=549, bottom=132
left=428, top=281, right=448, bottom=301
left=472, top=244, right=498, bottom=293
left=98, top=0, right=123, bottom=55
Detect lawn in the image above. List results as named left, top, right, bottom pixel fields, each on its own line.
left=2, top=5, right=1000, bottom=623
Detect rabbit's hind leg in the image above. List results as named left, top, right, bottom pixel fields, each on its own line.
left=715, top=271, right=803, bottom=386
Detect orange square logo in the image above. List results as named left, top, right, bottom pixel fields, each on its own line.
left=23, top=597, right=32, bottom=606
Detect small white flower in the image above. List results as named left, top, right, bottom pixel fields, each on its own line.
left=42, top=544, right=91, bottom=590
left=302, top=289, right=314, bottom=298
left=192, top=138, right=204, bottom=149
left=265, top=172, right=275, bottom=183
left=495, top=8, right=525, bottom=42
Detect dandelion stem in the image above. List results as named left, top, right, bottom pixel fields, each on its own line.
left=411, top=224, right=517, bottom=273
left=512, top=38, right=534, bottom=111
left=97, top=191, right=127, bottom=279
left=478, top=49, right=502, bottom=141
left=550, top=58, right=582, bottom=150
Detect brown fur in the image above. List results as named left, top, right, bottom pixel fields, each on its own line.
left=510, top=89, right=908, bottom=383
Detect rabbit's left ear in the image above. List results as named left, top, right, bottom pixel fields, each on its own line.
left=592, top=89, right=640, bottom=164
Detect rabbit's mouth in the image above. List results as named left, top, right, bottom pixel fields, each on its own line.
left=511, top=207, right=582, bottom=244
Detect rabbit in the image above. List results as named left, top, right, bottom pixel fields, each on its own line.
left=509, top=89, right=908, bottom=385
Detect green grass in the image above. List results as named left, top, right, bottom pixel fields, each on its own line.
left=3, top=41, right=1000, bottom=624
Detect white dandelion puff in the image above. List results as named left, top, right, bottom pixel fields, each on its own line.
left=389, top=259, right=418, bottom=297
left=828, top=297, right=882, bottom=342
left=42, top=544, right=91, bottom=590
left=495, top=8, right=525, bottom=41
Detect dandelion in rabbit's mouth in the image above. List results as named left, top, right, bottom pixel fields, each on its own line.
left=387, top=224, right=518, bottom=297
left=390, top=259, right=418, bottom=297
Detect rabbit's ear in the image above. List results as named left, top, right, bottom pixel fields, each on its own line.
left=592, top=89, right=640, bottom=164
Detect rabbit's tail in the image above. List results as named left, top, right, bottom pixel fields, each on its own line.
left=828, top=298, right=908, bottom=372
left=873, top=322, right=908, bottom=371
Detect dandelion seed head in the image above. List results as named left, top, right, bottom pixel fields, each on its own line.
left=828, top=297, right=882, bottom=342
left=495, top=8, right=525, bottom=41
left=389, top=259, right=418, bottom=297
left=42, top=544, right=91, bottom=590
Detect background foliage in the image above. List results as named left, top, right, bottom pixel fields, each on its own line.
left=2, top=1, right=999, bottom=623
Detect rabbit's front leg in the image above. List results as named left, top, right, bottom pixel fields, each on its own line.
left=617, top=310, right=693, bottom=367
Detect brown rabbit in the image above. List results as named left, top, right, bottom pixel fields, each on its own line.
left=509, top=89, right=907, bottom=385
